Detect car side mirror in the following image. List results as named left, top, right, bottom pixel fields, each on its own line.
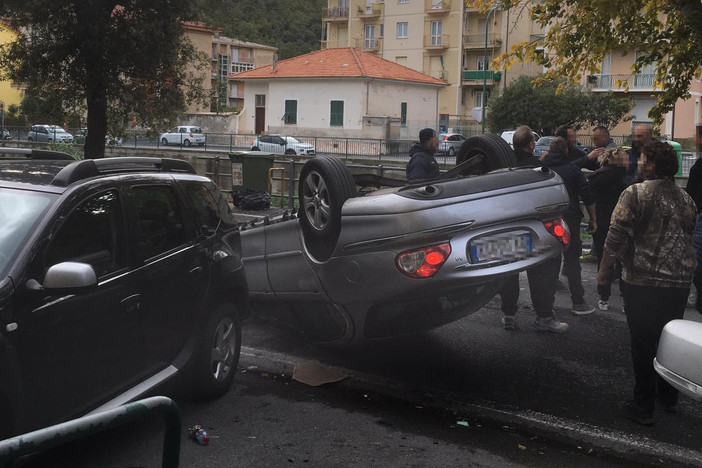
left=26, top=262, right=98, bottom=293
left=655, top=319, right=702, bottom=401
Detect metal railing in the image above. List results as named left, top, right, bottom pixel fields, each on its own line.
left=0, top=396, right=180, bottom=467
left=322, top=6, right=349, bottom=20
left=588, top=74, right=658, bottom=90
left=424, top=34, right=450, bottom=48
left=462, top=70, right=501, bottom=81
left=425, top=0, right=452, bottom=12
left=463, top=32, right=501, bottom=48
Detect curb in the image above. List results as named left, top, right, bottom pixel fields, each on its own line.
left=240, top=346, right=702, bottom=467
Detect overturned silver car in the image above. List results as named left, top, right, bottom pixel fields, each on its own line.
left=233, top=134, right=571, bottom=346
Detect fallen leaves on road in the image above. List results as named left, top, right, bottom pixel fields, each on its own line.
left=292, top=360, right=349, bottom=387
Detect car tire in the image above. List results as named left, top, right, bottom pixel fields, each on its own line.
left=184, top=139, right=191, bottom=147
left=28, top=137, right=33, bottom=141
left=251, top=146, right=260, bottom=151
left=448, top=146, right=456, bottom=157
left=189, top=304, right=241, bottom=400
left=298, top=156, right=357, bottom=261
left=161, top=138, right=168, bottom=146
left=456, top=134, right=517, bottom=175
left=285, top=148, right=296, bottom=155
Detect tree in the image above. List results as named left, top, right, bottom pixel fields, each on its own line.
left=0, top=1, right=210, bottom=158
left=486, top=76, right=633, bottom=134
left=467, top=0, right=702, bottom=125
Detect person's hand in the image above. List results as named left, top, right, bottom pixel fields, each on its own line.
left=588, top=148, right=605, bottom=160
left=589, top=220, right=597, bottom=233
left=596, top=267, right=610, bottom=286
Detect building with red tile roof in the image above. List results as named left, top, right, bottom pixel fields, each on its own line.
left=235, top=47, right=446, bottom=138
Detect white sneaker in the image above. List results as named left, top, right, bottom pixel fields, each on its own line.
left=598, top=300, right=609, bottom=311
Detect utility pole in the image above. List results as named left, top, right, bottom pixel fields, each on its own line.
left=481, top=6, right=498, bottom=134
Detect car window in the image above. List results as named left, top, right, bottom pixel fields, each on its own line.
left=179, top=127, right=186, bottom=133
left=260, top=135, right=270, bottom=143
left=185, top=183, right=221, bottom=236
left=457, top=135, right=466, bottom=141
left=45, top=189, right=126, bottom=278
left=193, top=127, right=203, bottom=134
left=132, top=185, right=187, bottom=260
left=287, top=137, right=300, bottom=144
left=0, top=188, right=57, bottom=278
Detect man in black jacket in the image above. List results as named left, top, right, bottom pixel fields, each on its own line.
left=406, top=128, right=440, bottom=181
left=542, top=137, right=598, bottom=315
left=499, top=126, right=569, bottom=333
left=555, top=125, right=598, bottom=170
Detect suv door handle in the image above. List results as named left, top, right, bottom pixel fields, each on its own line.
left=121, top=294, right=141, bottom=313
left=189, top=266, right=203, bottom=276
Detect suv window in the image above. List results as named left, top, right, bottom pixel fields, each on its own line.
left=185, top=184, right=221, bottom=236
left=132, top=185, right=187, bottom=259
left=45, top=190, right=126, bottom=277
left=259, top=135, right=271, bottom=144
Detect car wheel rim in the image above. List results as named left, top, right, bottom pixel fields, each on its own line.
left=302, top=170, right=330, bottom=231
left=210, top=317, right=235, bottom=382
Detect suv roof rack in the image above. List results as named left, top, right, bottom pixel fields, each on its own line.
left=0, top=147, right=76, bottom=161
left=52, top=157, right=197, bottom=187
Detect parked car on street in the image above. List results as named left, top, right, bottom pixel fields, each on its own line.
left=74, top=128, right=124, bottom=146
left=0, top=149, right=247, bottom=439
left=251, top=135, right=316, bottom=155
left=159, top=126, right=206, bottom=147
left=27, top=125, right=74, bottom=143
left=655, top=319, right=702, bottom=402
left=0, top=129, right=10, bottom=140
left=533, top=136, right=591, bottom=157
left=438, top=133, right=467, bottom=157
left=234, top=134, right=571, bottom=346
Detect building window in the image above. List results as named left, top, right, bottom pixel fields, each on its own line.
left=365, top=25, right=377, bottom=48
left=399, top=0, right=409, bottom=3
left=475, top=91, right=490, bottom=108
left=397, top=22, right=408, bottom=38
left=430, top=20, right=442, bottom=46
left=284, top=100, right=297, bottom=124
left=255, top=94, right=266, bottom=107
left=379, top=24, right=384, bottom=38
left=400, top=102, right=407, bottom=127
left=330, top=101, right=344, bottom=127
left=477, top=56, right=491, bottom=71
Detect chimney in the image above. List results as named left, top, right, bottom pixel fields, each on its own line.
left=272, top=53, right=278, bottom=73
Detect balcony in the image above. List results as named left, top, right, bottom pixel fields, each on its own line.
left=321, top=40, right=344, bottom=49
left=322, top=6, right=349, bottom=22
left=462, top=70, right=502, bottom=84
left=354, top=37, right=382, bottom=52
left=587, top=74, right=659, bottom=91
left=425, top=0, right=451, bottom=14
left=230, top=62, right=254, bottom=74
left=358, top=3, right=383, bottom=18
left=463, top=32, right=501, bottom=50
left=424, top=34, right=450, bottom=49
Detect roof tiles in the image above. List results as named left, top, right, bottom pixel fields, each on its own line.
left=233, top=47, right=446, bottom=86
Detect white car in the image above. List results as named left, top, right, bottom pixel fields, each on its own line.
left=501, top=130, right=541, bottom=149
left=251, top=135, right=316, bottom=156
left=438, top=133, right=467, bottom=157
left=159, top=126, right=206, bottom=147
left=655, top=319, right=702, bottom=402
left=28, top=125, right=74, bottom=143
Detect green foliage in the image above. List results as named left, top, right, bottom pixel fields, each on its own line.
left=47, top=141, right=83, bottom=160
left=0, top=1, right=210, bottom=158
left=193, top=0, right=327, bottom=59
left=486, top=76, right=633, bottom=134
left=467, top=0, right=702, bottom=126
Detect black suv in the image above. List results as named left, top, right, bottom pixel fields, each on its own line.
left=0, top=150, right=248, bottom=438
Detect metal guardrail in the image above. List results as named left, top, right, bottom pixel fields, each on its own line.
left=0, top=396, right=181, bottom=467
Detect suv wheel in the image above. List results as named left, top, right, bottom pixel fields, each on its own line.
left=161, top=138, right=168, bottom=146
left=284, top=148, right=296, bottom=155
left=189, top=304, right=241, bottom=399
left=455, top=134, right=517, bottom=176
left=28, top=137, right=33, bottom=141
left=183, top=139, right=191, bottom=147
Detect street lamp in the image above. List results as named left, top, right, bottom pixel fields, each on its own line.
left=481, top=5, right=498, bottom=134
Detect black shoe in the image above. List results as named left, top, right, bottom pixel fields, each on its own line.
left=619, top=400, right=655, bottom=426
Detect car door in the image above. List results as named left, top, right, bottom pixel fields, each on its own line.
left=15, top=187, right=142, bottom=430
left=165, top=127, right=178, bottom=145
left=128, top=182, right=204, bottom=371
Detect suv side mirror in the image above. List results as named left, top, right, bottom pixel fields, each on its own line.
left=27, top=262, right=98, bottom=293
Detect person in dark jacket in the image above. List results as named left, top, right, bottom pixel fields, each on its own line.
left=499, top=126, right=568, bottom=333
left=686, top=129, right=702, bottom=311
left=542, top=137, right=597, bottom=314
left=588, top=147, right=628, bottom=311
left=406, top=128, right=440, bottom=181
left=555, top=125, right=598, bottom=170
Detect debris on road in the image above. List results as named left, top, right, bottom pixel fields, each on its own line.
left=188, top=424, right=210, bottom=445
left=292, top=360, right=348, bottom=387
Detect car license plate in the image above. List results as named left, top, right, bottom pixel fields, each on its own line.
left=470, top=231, right=532, bottom=263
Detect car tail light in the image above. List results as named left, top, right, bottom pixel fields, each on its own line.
left=543, top=218, right=570, bottom=246
left=396, top=242, right=451, bottom=278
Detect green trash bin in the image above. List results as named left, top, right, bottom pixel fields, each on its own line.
left=665, top=140, right=683, bottom=177
left=228, top=151, right=276, bottom=192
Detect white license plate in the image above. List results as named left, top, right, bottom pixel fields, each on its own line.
left=470, top=232, right=532, bottom=263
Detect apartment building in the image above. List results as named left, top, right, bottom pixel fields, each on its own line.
left=586, top=50, right=702, bottom=142
left=183, top=22, right=277, bottom=114
left=321, top=0, right=544, bottom=131
left=0, top=20, right=26, bottom=110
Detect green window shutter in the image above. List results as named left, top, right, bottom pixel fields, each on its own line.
left=400, top=102, right=407, bottom=127
left=330, top=100, right=344, bottom=127
left=284, top=100, right=297, bottom=124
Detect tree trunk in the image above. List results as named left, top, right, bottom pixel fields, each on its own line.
left=84, top=82, right=107, bottom=159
